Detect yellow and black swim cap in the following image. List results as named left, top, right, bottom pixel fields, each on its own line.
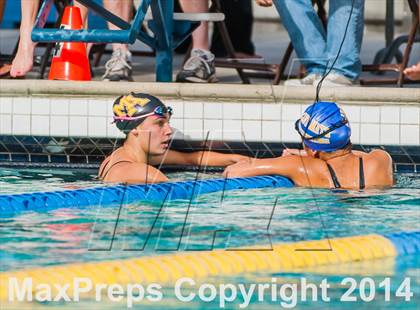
left=113, top=93, right=172, bottom=133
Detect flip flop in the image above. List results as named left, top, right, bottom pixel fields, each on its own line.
left=0, top=64, right=25, bottom=79
left=0, top=63, right=11, bottom=78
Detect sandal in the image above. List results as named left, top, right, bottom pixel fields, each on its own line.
left=0, top=63, right=11, bottom=78
left=0, top=63, right=25, bottom=79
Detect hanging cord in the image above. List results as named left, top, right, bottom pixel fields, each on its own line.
left=268, top=0, right=357, bottom=248
left=315, top=0, right=356, bottom=102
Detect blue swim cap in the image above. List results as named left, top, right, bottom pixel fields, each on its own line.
left=295, top=101, right=351, bottom=152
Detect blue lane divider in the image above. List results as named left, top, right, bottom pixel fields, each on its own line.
left=385, top=231, right=420, bottom=255
left=0, top=176, right=294, bottom=214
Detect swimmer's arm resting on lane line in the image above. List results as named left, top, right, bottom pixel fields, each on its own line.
left=106, top=152, right=250, bottom=184
left=223, top=156, right=304, bottom=181
left=151, top=150, right=250, bottom=167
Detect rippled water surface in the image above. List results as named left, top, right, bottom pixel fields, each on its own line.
left=0, top=168, right=419, bottom=309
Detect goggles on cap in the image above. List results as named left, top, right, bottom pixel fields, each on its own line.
left=294, top=117, right=348, bottom=141
left=113, top=105, right=173, bottom=122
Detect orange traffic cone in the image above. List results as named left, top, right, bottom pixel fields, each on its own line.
left=48, top=6, right=91, bottom=81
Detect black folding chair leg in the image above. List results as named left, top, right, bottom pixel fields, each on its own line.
left=38, top=43, right=55, bottom=78
left=212, top=0, right=251, bottom=84
left=274, top=43, right=294, bottom=85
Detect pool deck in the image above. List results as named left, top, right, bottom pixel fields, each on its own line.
left=1, top=20, right=419, bottom=104
left=1, top=22, right=420, bottom=85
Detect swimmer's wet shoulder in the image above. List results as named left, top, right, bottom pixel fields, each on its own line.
left=279, top=148, right=392, bottom=189
left=99, top=93, right=249, bottom=184
left=223, top=102, right=394, bottom=190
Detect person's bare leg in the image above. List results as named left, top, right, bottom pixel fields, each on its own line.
left=10, top=0, right=39, bottom=77
left=103, top=0, right=132, bottom=52
left=74, top=2, right=92, bottom=53
left=101, top=0, right=133, bottom=81
left=0, top=0, right=6, bottom=25
left=176, top=0, right=216, bottom=82
left=75, top=2, right=89, bottom=28
left=404, top=62, right=420, bottom=81
left=10, top=1, right=89, bottom=77
left=178, top=0, right=209, bottom=50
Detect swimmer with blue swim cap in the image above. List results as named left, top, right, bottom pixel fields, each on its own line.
left=225, top=102, right=393, bottom=189
left=99, top=93, right=249, bottom=184
left=295, top=102, right=351, bottom=152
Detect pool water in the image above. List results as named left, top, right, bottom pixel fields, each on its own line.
left=0, top=168, right=419, bottom=309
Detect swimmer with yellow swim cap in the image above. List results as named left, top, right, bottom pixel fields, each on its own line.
left=99, top=93, right=249, bottom=184
left=224, top=102, right=393, bottom=190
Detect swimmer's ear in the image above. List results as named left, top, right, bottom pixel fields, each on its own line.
left=131, top=127, right=140, bottom=137
left=310, top=149, right=319, bottom=158
left=304, top=146, right=318, bottom=158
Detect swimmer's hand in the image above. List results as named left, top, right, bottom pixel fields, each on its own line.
left=231, top=155, right=252, bottom=164
left=282, top=149, right=307, bottom=157
left=223, top=160, right=255, bottom=178
left=256, top=0, right=273, bottom=7
left=224, top=156, right=298, bottom=180
left=200, top=152, right=250, bottom=166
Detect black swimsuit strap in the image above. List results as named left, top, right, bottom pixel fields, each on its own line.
left=98, top=160, right=111, bottom=178
left=359, top=157, right=365, bottom=190
left=326, top=163, right=341, bottom=189
left=99, top=160, right=133, bottom=179
left=326, top=157, right=365, bottom=190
